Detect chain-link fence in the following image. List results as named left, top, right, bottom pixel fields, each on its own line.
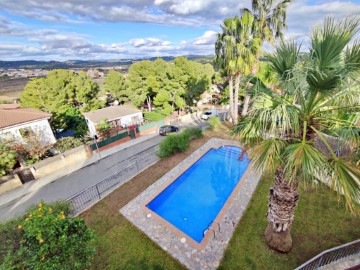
left=67, top=146, right=159, bottom=215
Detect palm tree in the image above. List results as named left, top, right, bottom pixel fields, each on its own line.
left=234, top=17, right=360, bottom=253
left=215, top=12, right=262, bottom=125
left=241, top=0, right=292, bottom=116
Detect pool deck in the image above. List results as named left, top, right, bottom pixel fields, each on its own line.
left=120, top=138, right=262, bottom=270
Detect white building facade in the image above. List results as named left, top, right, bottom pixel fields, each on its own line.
left=0, top=106, right=56, bottom=145
left=83, top=105, right=143, bottom=137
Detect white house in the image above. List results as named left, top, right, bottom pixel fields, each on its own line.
left=0, top=104, right=56, bottom=145
left=83, top=105, right=143, bottom=137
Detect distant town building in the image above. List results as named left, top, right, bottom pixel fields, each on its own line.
left=86, top=69, right=104, bottom=78
left=83, top=105, right=143, bottom=137
left=0, top=104, right=56, bottom=145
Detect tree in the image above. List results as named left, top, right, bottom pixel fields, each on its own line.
left=215, top=12, right=262, bottom=124
left=2, top=201, right=95, bottom=269
left=20, top=70, right=104, bottom=137
left=234, top=17, right=360, bottom=252
left=174, top=57, right=214, bottom=105
left=103, top=70, right=128, bottom=103
left=240, top=0, right=292, bottom=116
left=127, top=60, right=157, bottom=109
left=0, top=144, right=18, bottom=176
left=250, top=0, right=292, bottom=41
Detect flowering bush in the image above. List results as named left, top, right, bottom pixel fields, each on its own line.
left=2, top=201, right=95, bottom=270
left=0, top=144, right=18, bottom=176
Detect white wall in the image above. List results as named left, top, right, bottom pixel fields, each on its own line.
left=85, top=112, right=143, bottom=137
left=114, top=112, right=143, bottom=127
left=85, top=118, right=97, bottom=137
left=0, top=118, right=56, bottom=145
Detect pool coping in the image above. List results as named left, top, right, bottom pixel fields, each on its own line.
left=120, top=138, right=261, bottom=270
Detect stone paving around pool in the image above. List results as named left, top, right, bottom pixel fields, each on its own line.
left=120, top=138, right=261, bottom=270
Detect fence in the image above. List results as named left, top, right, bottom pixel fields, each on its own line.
left=67, top=146, right=159, bottom=215
left=138, top=119, right=164, bottom=132
left=295, top=239, right=360, bottom=270
left=89, top=120, right=164, bottom=151
left=89, top=130, right=129, bottom=151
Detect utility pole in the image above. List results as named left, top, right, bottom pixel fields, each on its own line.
left=93, top=135, right=101, bottom=160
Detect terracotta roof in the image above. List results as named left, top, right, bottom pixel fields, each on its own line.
left=83, top=105, right=142, bottom=123
left=0, top=107, right=52, bottom=129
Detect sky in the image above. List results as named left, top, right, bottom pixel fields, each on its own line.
left=0, top=0, right=359, bottom=61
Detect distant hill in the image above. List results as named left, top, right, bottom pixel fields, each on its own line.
left=0, top=55, right=214, bottom=69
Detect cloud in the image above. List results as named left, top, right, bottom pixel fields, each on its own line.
left=0, top=1, right=359, bottom=60
left=193, top=31, right=218, bottom=45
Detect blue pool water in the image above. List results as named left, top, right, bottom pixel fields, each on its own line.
left=146, top=146, right=250, bottom=243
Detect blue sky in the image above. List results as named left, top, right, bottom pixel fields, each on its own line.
left=0, top=0, right=359, bottom=61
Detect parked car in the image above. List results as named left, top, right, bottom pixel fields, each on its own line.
left=201, top=110, right=219, bottom=120
left=159, top=125, right=179, bottom=136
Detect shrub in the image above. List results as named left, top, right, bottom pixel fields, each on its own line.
left=182, top=127, right=203, bottom=140
left=208, top=116, right=221, bottom=130
left=144, top=112, right=164, bottom=121
left=1, top=201, right=95, bottom=270
left=158, top=128, right=202, bottom=158
left=0, top=144, right=18, bottom=176
left=55, top=137, right=83, bottom=153
left=96, top=119, right=112, bottom=139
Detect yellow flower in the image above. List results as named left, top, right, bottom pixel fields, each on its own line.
left=48, top=208, right=53, bottom=213
left=39, top=239, right=44, bottom=244
left=29, top=214, right=32, bottom=218
left=38, top=214, right=42, bottom=218
left=38, top=202, right=43, bottom=208
left=41, top=256, right=45, bottom=261
left=25, top=218, right=29, bottom=222
left=17, top=225, right=22, bottom=230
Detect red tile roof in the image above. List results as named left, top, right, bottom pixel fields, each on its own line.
left=0, top=107, right=52, bottom=129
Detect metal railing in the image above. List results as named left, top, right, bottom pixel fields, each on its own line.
left=67, top=146, right=159, bottom=215
left=295, top=239, right=360, bottom=270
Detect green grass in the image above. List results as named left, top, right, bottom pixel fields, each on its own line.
left=218, top=177, right=360, bottom=269
left=88, top=205, right=185, bottom=270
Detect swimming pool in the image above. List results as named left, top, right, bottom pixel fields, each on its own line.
left=146, top=145, right=250, bottom=244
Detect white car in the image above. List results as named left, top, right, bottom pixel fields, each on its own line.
left=201, top=110, right=219, bottom=120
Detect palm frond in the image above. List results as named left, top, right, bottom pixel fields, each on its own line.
left=283, top=142, right=328, bottom=183
left=251, top=92, right=301, bottom=136
left=311, top=16, right=360, bottom=70
left=265, top=40, right=301, bottom=81
left=344, top=38, right=360, bottom=74
left=307, top=16, right=360, bottom=93
left=328, top=159, right=360, bottom=214
left=315, top=82, right=360, bottom=109
left=232, top=116, right=263, bottom=147
left=250, top=138, right=287, bottom=174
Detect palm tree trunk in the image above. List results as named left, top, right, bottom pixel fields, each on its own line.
left=241, top=95, right=251, bottom=116
left=265, top=167, right=299, bottom=253
left=229, top=75, right=234, bottom=123
left=147, top=96, right=152, bottom=111
left=234, top=74, right=240, bottom=125
left=241, top=64, right=257, bottom=116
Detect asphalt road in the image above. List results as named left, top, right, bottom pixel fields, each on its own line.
left=0, top=135, right=163, bottom=221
